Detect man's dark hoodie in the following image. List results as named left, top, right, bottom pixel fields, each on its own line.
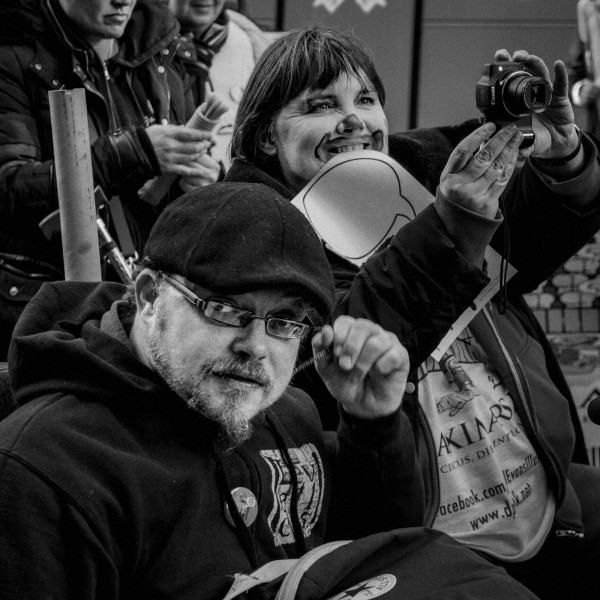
left=0, top=280, right=423, bottom=599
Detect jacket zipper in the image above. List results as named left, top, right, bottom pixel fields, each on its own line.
left=102, top=61, right=121, bottom=134
left=482, top=303, right=565, bottom=502
left=555, top=529, right=584, bottom=538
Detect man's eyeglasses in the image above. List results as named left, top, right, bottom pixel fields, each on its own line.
left=161, top=274, right=312, bottom=340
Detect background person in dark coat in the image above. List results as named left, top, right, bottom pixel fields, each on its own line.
left=0, top=0, right=218, bottom=360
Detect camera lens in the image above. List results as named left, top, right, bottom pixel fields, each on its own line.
left=502, top=71, right=552, bottom=117
left=530, top=83, right=548, bottom=108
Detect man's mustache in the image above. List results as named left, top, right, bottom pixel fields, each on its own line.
left=204, top=358, right=273, bottom=390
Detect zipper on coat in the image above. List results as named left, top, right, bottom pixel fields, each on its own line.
left=555, top=529, right=584, bottom=538
left=102, top=60, right=123, bottom=134
left=483, top=303, right=564, bottom=501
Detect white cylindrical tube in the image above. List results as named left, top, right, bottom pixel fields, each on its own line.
left=49, top=88, right=102, bottom=282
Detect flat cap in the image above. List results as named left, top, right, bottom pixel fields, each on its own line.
left=143, top=182, right=335, bottom=318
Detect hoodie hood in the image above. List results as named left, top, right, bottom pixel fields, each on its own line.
left=9, top=281, right=174, bottom=411
left=0, top=0, right=180, bottom=67
left=226, top=158, right=295, bottom=200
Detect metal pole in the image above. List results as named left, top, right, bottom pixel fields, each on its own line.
left=276, top=0, right=285, bottom=31
left=409, top=0, right=424, bottom=129
left=48, top=88, right=102, bottom=282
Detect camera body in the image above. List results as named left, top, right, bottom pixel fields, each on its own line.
left=476, top=61, right=552, bottom=148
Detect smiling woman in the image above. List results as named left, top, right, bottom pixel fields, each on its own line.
left=230, top=26, right=386, bottom=187
left=263, top=73, right=388, bottom=193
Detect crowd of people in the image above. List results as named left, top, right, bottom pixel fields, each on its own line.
left=0, top=1, right=599, bottom=599
left=0, top=0, right=265, bottom=359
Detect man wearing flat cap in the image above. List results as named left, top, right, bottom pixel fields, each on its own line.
left=0, top=181, right=420, bottom=598
left=0, top=183, right=534, bottom=599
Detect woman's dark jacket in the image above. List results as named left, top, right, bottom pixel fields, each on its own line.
left=225, top=120, right=600, bottom=541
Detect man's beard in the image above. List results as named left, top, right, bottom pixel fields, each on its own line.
left=148, top=329, right=282, bottom=448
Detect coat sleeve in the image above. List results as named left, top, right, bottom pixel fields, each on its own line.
left=325, top=407, right=424, bottom=541
left=0, top=46, right=166, bottom=234
left=0, top=453, right=120, bottom=600
left=90, top=126, right=160, bottom=198
left=0, top=45, right=57, bottom=229
left=343, top=124, right=600, bottom=357
left=339, top=202, right=491, bottom=368
left=335, top=121, right=493, bottom=367
left=493, top=131, right=600, bottom=292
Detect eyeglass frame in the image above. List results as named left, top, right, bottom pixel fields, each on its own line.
left=159, top=273, right=313, bottom=340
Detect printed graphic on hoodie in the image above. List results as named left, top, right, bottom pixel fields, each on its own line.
left=418, top=328, right=554, bottom=561
left=261, top=443, right=325, bottom=546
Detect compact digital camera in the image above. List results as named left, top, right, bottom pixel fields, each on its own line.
left=476, top=61, right=552, bottom=148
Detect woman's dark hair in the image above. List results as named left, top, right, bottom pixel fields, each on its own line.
left=231, top=25, right=386, bottom=169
